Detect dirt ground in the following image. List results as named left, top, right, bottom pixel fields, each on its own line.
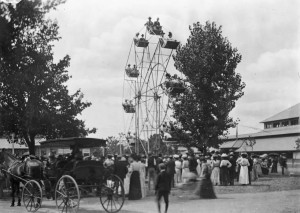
left=173, top=173, right=300, bottom=197
left=0, top=173, right=299, bottom=213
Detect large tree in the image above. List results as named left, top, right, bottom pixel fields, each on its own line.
left=171, top=21, right=245, bottom=152
left=0, top=0, right=96, bottom=154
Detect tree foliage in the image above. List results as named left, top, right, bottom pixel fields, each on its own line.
left=171, top=21, right=245, bottom=151
left=0, top=0, right=96, bottom=154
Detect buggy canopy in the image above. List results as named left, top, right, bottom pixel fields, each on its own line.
left=39, top=137, right=107, bottom=148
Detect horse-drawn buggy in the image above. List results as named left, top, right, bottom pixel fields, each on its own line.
left=0, top=137, right=125, bottom=213
left=0, top=149, right=51, bottom=212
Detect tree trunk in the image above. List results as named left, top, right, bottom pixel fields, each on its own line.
left=28, top=134, right=35, bottom=155
left=24, top=133, right=36, bottom=155
left=202, top=145, right=207, bottom=155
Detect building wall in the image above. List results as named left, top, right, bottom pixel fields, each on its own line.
left=293, top=151, right=300, bottom=160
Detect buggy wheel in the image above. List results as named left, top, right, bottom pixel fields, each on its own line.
left=55, top=175, right=80, bottom=213
left=22, top=180, right=42, bottom=212
left=100, top=174, right=125, bottom=213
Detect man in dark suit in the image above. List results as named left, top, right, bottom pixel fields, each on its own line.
left=228, top=152, right=236, bottom=185
left=156, top=154, right=163, bottom=171
left=188, top=154, right=198, bottom=176
left=114, top=156, right=128, bottom=185
left=155, top=163, right=171, bottom=213
left=247, top=153, right=253, bottom=185
left=166, top=156, right=176, bottom=188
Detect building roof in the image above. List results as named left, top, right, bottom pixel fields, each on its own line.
left=235, top=136, right=299, bottom=152
left=261, top=103, right=300, bottom=123
left=0, top=138, right=42, bottom=149
left=225, top=125, right=300, bottom=140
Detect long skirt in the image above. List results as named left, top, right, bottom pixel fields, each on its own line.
left=256, top=164, right=262, bottom=176
left=262, top=167, right=269, bottom=175
left=174, top=168, right=181, bottom=184
left=239, top=166, right=249, bottom=185
left=140, top=170, right=146, bottom=198
left=210, top=167, right=220, bottom=185
left=196, top=164, right=201, bottom=177
left=271, top=163, right=278, bottom=173
left=252, top=166, right=258, bottom=181
left=128, top=171, right=142, bottom=200
left=182, top=168, right=190, bottom=183
left=194, top=177, right=217, bottom=199
left=220, top=167, right=229, bottom=186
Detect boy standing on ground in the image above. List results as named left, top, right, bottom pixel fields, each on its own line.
left=155, top=163, right=171, bottom=213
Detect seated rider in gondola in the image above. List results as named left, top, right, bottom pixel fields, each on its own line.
left=135, top=32, right=139, bottom=40
left=145, top=17, right=153, bottom=27
left=154, top=18, right=160, bottom=29
left=140, top=34, right=145, bottom=41
left=132, top=65, right=138, bottom=73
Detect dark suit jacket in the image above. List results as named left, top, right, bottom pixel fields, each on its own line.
left=114, top=161, right=128, bottom=180
left=189, top=157, right=198, bottom=173
left=166, top=160, right=176, bottom=175
left=155, top=170, right=171, bottom=192
left=156, top=157, right=163, bottom=172
left=248, top=158, right=253, bottom=171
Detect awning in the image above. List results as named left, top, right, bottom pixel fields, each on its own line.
left=235, top=145, right=253, bottom=152
left=236, top=136, right=299, bottom=152
left=220, top=140, right=244, bottom=149
left=39, top=137, right=107, bottom=148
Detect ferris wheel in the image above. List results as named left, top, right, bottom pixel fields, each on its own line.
left=122, top=17, right=180, bottom=154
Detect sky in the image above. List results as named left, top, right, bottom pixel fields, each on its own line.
left=48, top=0, right=300, bottom=139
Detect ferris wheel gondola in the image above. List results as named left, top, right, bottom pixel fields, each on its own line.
left=122, top=17, right=181, bottom=154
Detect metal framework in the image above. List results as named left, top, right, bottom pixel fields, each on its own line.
left=122, top=24, right=178, bottom=154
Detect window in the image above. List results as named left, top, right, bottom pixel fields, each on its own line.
left=273, top=122, right=280, bottom=128
left=281, top=120, right=289, bottom=127
left=291, top=119, right=299, bottom=126
left=265, top=122, right=272, bottom=129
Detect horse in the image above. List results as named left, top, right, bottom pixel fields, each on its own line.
left=0, top=149, right=44, bottom=207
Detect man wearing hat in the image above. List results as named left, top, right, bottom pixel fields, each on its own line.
left=279, top=153, right=287, bottom=175
left=220, top=153, right=232, bottom=186
left=247, top=153, right=253, bottom=185
left=155, top=163, right=171, bottom=213
left=228, top=152, right=236, bottom=185
left=114, top=155, right=128, bottom=187
left=165, top=156, right=175, bottom=188
left=104, top=154, right=114, bottom=169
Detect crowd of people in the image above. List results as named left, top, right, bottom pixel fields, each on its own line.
left=0, top=149, right=289, bottom=212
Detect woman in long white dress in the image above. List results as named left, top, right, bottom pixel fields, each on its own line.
left=196, top=158, right=202, bottom=177
left=237, top=153, right=250, bottom=185
left=124, top=156, right=132, bottom=195
left=210, top=155, right=221, bottom=185
left=181, top=155, right=190, bottom=183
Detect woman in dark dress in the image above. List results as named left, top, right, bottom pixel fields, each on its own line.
left=194, top=158, right=216, bottom=199
left=271, top=157, right=278, bottom=173
left=128, top=154, right=142, bottom=200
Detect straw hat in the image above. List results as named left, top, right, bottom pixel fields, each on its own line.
left=221, top=153, right=228, bottom=157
